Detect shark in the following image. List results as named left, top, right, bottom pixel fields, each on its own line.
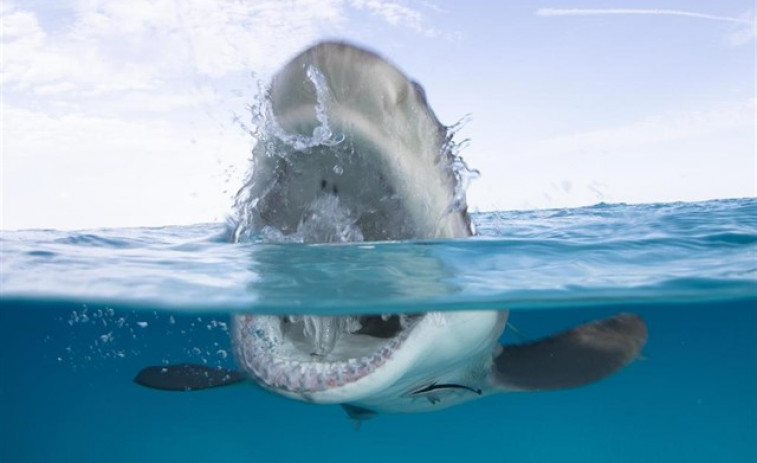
left=135, top=42, right=647, bottom=421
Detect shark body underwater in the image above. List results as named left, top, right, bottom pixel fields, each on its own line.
left=135, top=42, right=647, bottom=421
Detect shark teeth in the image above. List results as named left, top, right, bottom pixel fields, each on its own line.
left=233, top=314, right=417, bottom=393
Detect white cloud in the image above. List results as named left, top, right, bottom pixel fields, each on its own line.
left=1, top=6, right=160, bottom=94
left=1, top=103, right=250, bottom=230
left=468, top=100, right=756, bottom=211
left=726, top=9, right=757, bottom=45
left=1, top=0, right=441, bottom=99
left=350, top=0, right=439, bottom=37
left=68, top=0, right=350, bottom=77
left=0, top=0, right=446, bottom=117
left=0, top=8, right=43, bottom=39
left=1, top=1, right=345, bottom=97
left=536, top=8, right=754, bottom=25
left=537, top=7, right=756, bottom=46
left=1, top=0, right=451, bottom=229
left=534, top=100, right=755, bottom=152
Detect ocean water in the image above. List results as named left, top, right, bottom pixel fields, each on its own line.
left=1, top=198, right=755, bottom=462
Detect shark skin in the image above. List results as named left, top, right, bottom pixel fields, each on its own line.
left=135, top=42, right=647, bottom=421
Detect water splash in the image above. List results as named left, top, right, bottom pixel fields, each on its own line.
left=297, top=195, right=364, bottom=243
left=264, top=65, right=345, bottom=151
left=442, top=114, right=479, bottom=216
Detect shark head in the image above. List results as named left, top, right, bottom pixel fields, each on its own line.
left=135, top=42, right=647, bottom=418
left=231, top=41, right=473, bottom=244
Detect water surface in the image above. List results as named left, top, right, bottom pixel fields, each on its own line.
left=1, top=198, right=755, bottom=462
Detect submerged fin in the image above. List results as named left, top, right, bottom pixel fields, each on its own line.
left=493, top=313, right=647, bottom=391
left=341, top=404, right=378, bottom=430
left=134, top=363, right=246, bottom=391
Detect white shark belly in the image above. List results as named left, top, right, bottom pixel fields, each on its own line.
left=347, top=310, right=509, bottom=413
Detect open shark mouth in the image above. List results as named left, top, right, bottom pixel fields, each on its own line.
left=233, top=313, right=424, bottom=393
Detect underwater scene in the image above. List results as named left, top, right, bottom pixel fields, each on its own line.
left=1, top=198, right=756, bottom=462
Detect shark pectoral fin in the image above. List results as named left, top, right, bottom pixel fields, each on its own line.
left=492, top=313, right=647, bottom=391
left=134, top=363, right=246, bottom=391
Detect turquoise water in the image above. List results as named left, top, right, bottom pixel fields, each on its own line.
left=1, top=198, right=756, bottom=462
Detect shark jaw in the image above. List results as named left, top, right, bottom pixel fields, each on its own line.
left=232, top=310, right=509, bottom=409
left=232, top=313, right=425, bottom=400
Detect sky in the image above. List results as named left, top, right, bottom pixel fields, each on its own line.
left=1, top=0, right=755, bottom=230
